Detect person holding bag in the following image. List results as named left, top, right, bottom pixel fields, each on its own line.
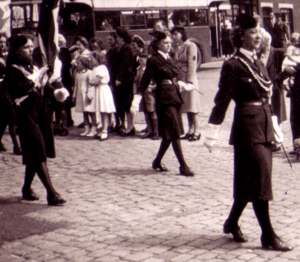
left=204, top=14, right=291, bottom=251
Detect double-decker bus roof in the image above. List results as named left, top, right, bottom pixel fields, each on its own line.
left=63, top=0, right=227, bottom=10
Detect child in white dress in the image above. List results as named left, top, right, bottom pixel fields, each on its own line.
left=73, top=55, right=97, bottom=136
left=90, top=51, right=116, bottom=140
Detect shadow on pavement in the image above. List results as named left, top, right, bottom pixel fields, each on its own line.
left=109, top=233, right=256, bottom=251
left=87, top=167, right=160, bottom=177
left=0, top=196, right=67, bottom=247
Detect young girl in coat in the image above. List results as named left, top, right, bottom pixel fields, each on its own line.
left=90, top=51, right=116, bottom=140
left=73, top=55, right=97, bottom=136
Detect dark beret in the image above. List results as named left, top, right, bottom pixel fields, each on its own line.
left=116, top=27, right=132, bottom=43
left=236, top=13, right=258, bottom=30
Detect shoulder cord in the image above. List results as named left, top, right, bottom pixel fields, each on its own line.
left=233, top=55, right=273, bottom=97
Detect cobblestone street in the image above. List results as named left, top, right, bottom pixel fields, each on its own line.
left=1, top=62, right=299, bottom=262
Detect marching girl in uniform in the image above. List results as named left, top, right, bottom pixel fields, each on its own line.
left=205, top=14, right=292, bottom=251
left=140, top=31, right=194, bottom=176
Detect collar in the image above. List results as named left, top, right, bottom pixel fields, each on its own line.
left=158, top=50, right=169, bottom=60
left=239, top=48, right=257, bottom=63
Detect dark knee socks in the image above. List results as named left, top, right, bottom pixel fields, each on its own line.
left=155, top=139, right=171, bottom=163
left=253, top=200, right=275, bottom=237
left=227, top=199, right=247, bottom=226
left=172, top=139, right=187, bottom=167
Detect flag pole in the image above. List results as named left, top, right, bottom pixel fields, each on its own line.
left=91, top=0, right=96, bottom=38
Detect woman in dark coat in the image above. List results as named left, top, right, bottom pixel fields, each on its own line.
left=4, top=34, right=65, bottom=206
left=206, top=14, right=291, bottom=251
left=115, top=27, right=136, bottom=135
left=0, top=32, right=21, bottom=154
left=140, top=31, right=194, bottom=176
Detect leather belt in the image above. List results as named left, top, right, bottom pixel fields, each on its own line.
left=239, top=98, right=269, bottom=107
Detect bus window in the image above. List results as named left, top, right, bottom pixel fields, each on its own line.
left=145, top=10, right=161, bottom=28
left=11, top=3, right=39, bottom=34
left=11, top=5, right=25, bottom=29
left=60, top=3, right=94, bottom=40
left=189, top=9, right=209, bottom=26
left=120, top=10, right=146, bottom=29
left=172, top=10, right=189, bottom=26
left=94, top=11, right=120, bottom=31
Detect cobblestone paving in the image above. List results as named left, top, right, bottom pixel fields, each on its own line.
left=0, top=62, right=299, bottom=261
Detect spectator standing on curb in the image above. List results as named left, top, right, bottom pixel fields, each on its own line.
left=0, top=32, right=22, bottom=154
left=171, top=26, right=201, bottom=141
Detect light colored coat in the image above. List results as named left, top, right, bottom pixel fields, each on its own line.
left=173, top=39, right=201, bottom=113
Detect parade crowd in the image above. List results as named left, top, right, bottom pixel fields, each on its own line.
left=0, top=12, right=299, bottom=252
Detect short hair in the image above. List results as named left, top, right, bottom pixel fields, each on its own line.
left=132, top=35, right=145, bottom=48
left=171, top=26, right=187, bottom=41
left=74, top=35, right=89, bottom=48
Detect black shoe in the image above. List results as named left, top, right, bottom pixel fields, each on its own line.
left=261, top=234, right=293, bottom=252
left=188, top=133, right=201, bottom=141
left=179, top=165, right=194, bottom=176
left=77, top=122, right=85, bottom=128
left=223, top=220, right=248, bottom=243
left=22, top=188, right=39, bottom=201
left=47, top=193, right=66, bottom=206
left=152, top=160, right=168, bottom=172
left=120, top=128, right=136, bottom=137
left=151, top=134, right=160, bottom=140
left=140, top=131, right=152, bottom=139
left=13, top=146, right=22, bottom=155
left=0, top=142, right=6, bottom=152
left=180, top=133, right=192, bottom=140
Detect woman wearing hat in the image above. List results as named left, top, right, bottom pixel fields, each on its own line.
left=171, top=26, right=201, bottom=141
left=140, top=31, right=194, bottom=176
left=4, top=34, right=65, bottom=206
left=205, top=14, right=292, bottom=251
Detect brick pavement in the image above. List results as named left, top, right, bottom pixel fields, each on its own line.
left=0, top=62, right=299, bottom=262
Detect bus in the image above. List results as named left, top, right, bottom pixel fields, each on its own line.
left=8, top=0, right=228, bottom=65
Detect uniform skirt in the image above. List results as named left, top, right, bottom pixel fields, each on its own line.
left=233, top=143, right=273, bottom=201
left=16, top=95, right=55, bottom=165
left=157, top=104, right=183, bottom=140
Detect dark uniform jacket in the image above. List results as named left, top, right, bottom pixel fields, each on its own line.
left=209, top=51, right=275, bottom=146
left=140, top=52, right=182, bottom=106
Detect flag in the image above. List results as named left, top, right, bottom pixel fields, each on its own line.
left=38, top=0, right=60, bottom=74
